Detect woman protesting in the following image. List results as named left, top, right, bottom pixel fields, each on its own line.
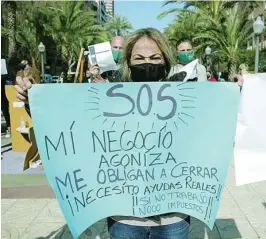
left=15, top=28, right=190, bottom=239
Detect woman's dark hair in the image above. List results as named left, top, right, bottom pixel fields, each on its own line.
left=175, top=38, right=193, bottom=49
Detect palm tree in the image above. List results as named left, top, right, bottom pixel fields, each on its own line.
left=13, top=2, right=41, bottom=68
left=2, top=1, right=17, bottom=63
left=39, top=1, right=109, bottom=71
left=163, top=10, right=205, bottom=46
left=161, top=1, right=233, bottom=49
left=16, top=19, right=39, bottom=68
left=160, top=1, right=257, bottom=79
left=105, top=14, right=133, bottom=36
left=158, top=0, right=207, bottom=19
left=194, top=3, right=252, bottom=80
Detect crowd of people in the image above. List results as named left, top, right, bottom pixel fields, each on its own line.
left=14, top=28, right=247, bottom=101
left=5, top=27, right=248, bottom=239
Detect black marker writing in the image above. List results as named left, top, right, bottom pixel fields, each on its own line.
left=45, top=121, right=76, bottom=160
left=45, top=132, right=67, bottom=160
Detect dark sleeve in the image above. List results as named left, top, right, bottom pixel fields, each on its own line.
left=102, top=70, right=123, bottom=82
left=25, top=103, right=31, bottom=117
left=101, top=70, right=113, bottom=82
left=166, top=71, right=187, bottom=82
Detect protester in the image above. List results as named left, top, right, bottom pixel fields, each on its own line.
left=106, top=28, right=190, bottom=239
left=82, top=59, right=92, bottom=83
left=218, top=72, right=225, bottom=82
left=1, top=73, right=11, bottom=138
left=111, top=35, right=124, bottom=64
left=90, top=36, right=124, bottom=83
left=15, top=28, right=190, bottom=239
left=169, top=39, right=207, bottom=81
left=236, top=63, right=249, bottom=88
left=207, top=70, right=217, bottom=82
left=16, top=60, right=40, bottom=83
left=85, top=69, right=92, bottom=83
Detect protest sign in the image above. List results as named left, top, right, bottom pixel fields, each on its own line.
left=29, top=82, right=239, bottom=238
left=235, top=73, right=266, bottom=185
left=179, top=59, right=199, bottom=82
left=1, top=59, right=7, bottom=75
left=88, top=42, right=117, bottom=73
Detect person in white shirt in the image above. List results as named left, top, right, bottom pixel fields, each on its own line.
left=169, top=39, right=207, bottom=82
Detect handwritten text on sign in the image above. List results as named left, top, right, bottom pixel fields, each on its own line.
left=29, top=82, right=240, bottom=239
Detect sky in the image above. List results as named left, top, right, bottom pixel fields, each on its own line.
left=114, top=1, right=184, bottom=32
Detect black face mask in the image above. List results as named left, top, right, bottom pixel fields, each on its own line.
left=129, top=63, right=167, bottom=82
left=19, top=64, right=26, bottom=70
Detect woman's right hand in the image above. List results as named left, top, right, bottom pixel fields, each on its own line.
left=15, top=76, right=35, bottom=103
left=89, top=64, right=107, bottom=83
left=90, top=64, right=100, bottom=76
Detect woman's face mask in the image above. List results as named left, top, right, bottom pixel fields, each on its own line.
left=129, top=63, right=166, bottom=82
left=129, top=37, right=167, bottom=82
left=176, top=51, right=194, bottom=64
left=112, top=49, right=123, bottom=63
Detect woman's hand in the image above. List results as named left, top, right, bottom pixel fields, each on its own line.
left=15, top=76, right=36, bottom=103
left=90, top=64, right=107, bottom=83
left=90, top=65, right=100, bottom=76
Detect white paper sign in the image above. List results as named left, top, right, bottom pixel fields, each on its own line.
left=88, top=42, right=117, bottom=74
left=179, top=59, right=199, bottom=82
left=234, top=73, right=266, bottom=185
left=1, top=59, right=7, bottom=75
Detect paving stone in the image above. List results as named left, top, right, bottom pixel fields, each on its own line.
left=1, top=199, right=17, bottom=215
left=3, top=199, right=50, bottom=225
left=216, top=218, right=259, bottom=239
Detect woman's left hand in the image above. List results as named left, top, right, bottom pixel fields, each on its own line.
left=92, top=74, right=107, bottom=83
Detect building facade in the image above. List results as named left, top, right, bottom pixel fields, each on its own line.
left=105, top=0, right=114, bottom=19
left=83, top=0, right=108, bottom=23
left=97, top=0, right=108, bottom=23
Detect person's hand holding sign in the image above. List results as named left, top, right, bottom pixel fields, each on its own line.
left=90, top=64, right=107, bottom=83
left=15, top=76, right=36, bottom=103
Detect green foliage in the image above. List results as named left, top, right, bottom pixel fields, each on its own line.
left=237, top=49, right=266, bottom=72
left=16, top=19, right=39, bottom=67
left=1, top=26, right=8, bottom=36
left=105, top=14, right=133, bottom=36
left=1, top=0, right=122, bottom=73
left=14, top=2, right=40, bottom=67
left=160, top=0, right=266, bottom=80
left=39, top=1, right=109, bottom=66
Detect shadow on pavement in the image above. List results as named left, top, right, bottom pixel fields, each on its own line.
left=1, top=146, right=12, bottom=154
left=34, top=225, right=66, bottom=239
left=263, top=202, right=266, bottom=210
left=33, top=218, right=241, bottom=239
left=1, top=142, right=12, bottom=148
left=189, top=218, right=241, bottom=239
left=34, top=221, right=108, bottom=239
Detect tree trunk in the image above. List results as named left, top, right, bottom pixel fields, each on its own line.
left=31, top=56, right=36, bottom=68
left=5, top=1, right=16, bottom=63
left=61, top=46, right=69, bottom=72
left=228, top=60, right=237, bottom=82
left=262, top=1, right=265, bottom=49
